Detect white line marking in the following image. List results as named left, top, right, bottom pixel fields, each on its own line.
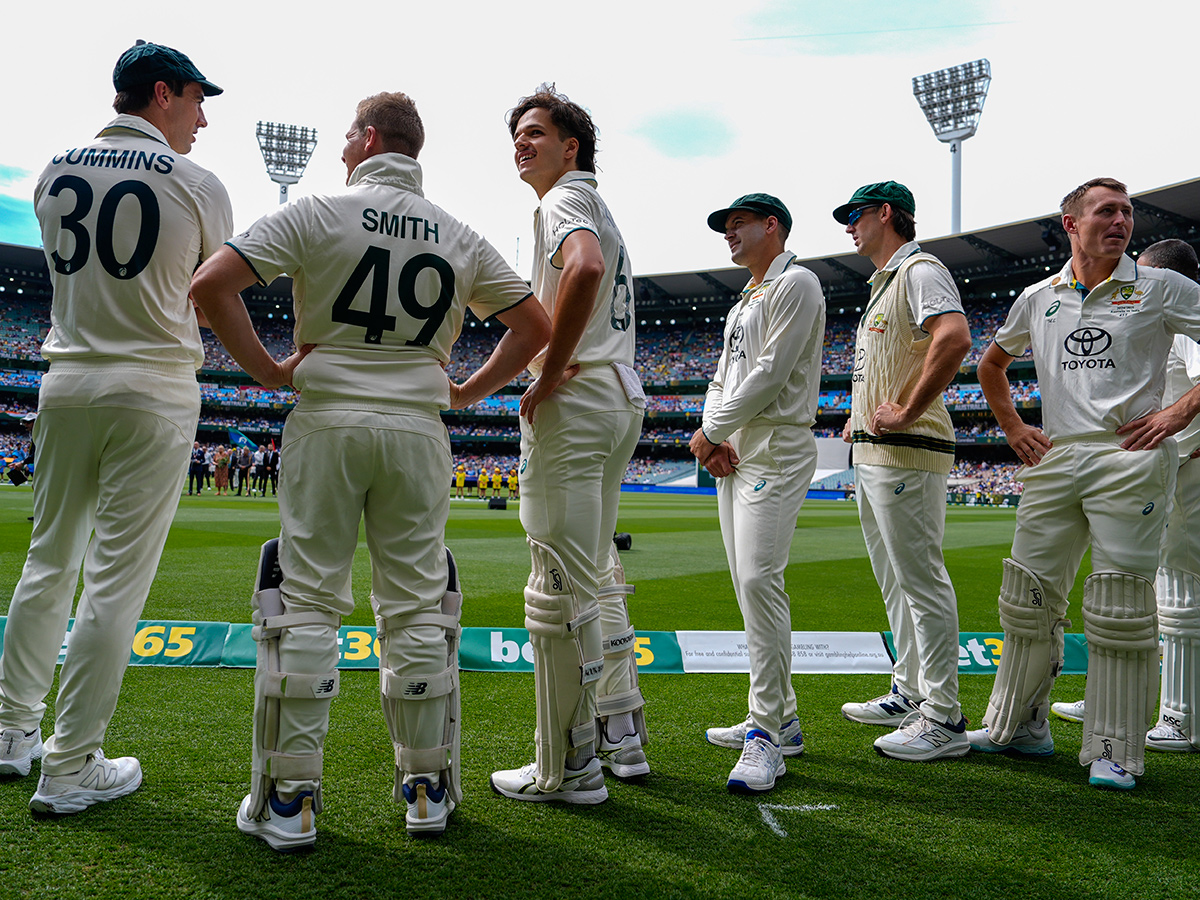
left=757, top=802, right=839, bottom=837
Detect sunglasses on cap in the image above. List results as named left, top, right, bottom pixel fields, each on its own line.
left=846, top=206, right=880, bottom=226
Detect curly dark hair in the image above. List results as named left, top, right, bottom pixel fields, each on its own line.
left=507, top=83, right=598, bottom=173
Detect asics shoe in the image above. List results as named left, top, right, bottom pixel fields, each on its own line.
left=0, top=728, right=42, bottom=777
left=1089, top=759, right=1135, bottom=790
left=1050, top=700, right=1085, bottom=723
left=1145, top=721, right=1194, bottom=753
left=966, top=719, right=1054, bottom=756
left=29, top=750, right=142, bottom=814
left=237, top=791, right=317, bottom=851
left=706, top=717, right=805, bottom=757
left=490, top=757, right=608, bottom=804
left=597, top=731, right=650, bottom=779
left=727, top=730, right=785, bottom=793
left=841, top=686, right=921, bottom=725
left=874, top=715, right=969, bottom=761
left=402, top=777, right=454, bottom=835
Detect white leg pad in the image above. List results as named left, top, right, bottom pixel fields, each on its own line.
left=596, top=550, right=647, bottom=744
left=524, top=537, right=602, bottom=792
left=1081, top=571, right=1159, bottom=775
left=1156, top=567, right=1200, bottom=744
left=984, top=558, right=1070, bottom=742
left=248, top=538, right=341, bottom=819
left=379, top=547, right=463, bottom=806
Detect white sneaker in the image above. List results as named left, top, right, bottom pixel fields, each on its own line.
left=874, top=715, right=969, bottom=761
left=401, top=777, right=454, bottom=835
left=706, top=717, right=805, bottom=757
left=966, top=720, right=1054, bottom=756
left=1050, top=700, right=1085, bottom=723
left=727, top=730, right=785, bottom=793
left=1089, top=759, right=1136, bottom=790
left=29, top=751, right=142, bottom=814
left=597, top=731, right=650, bottom=779
left=1145, top=721, right=1194, bottom=753
left=841, top=687, right=921, bottom=725
left=490, top=757, right=608, bottom=804
left=236, top=791, right=317, bottom=851
left=0, top=728, right=42, bottom=777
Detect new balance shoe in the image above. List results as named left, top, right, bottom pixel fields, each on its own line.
left=597, top=731, right=650, bottom=779
left=1050, top=700, right=1085, bottom=723
left=490, top=757, right=608, bottom=804
left=1089, top=759, right=1135, bottom=790
left=874, top=715, right=969, bottom=761
left=727, top=730, right=785, bottom=793
left=29, top=751, right=142, bottom=814
left=0, top=728, right=42, bottom=777
left=402, top=777, right=454, bottom=835
left=1145, top=721, right=1195, bottom=753
left=966, top=719, right=1054, bottom=756
left=841, top=686, right=921, bottom=725
left=705, top=717, right=805, bottom=757
left=237, top=791, right=317, bottom=851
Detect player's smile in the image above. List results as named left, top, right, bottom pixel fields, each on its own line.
left=512, top=108, right=575, bottom=197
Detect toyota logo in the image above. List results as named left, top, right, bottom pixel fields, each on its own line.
left=1064, top=327, right=1111, bottom=356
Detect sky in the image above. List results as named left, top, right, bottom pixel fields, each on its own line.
left=1, top=0, right=1195, bottom=281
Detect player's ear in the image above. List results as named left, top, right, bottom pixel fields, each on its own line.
left=564, top=136, right=579, bottom=161
left=1062, top=213, right=1076, bottom=234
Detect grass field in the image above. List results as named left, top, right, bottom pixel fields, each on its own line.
left=1, top=488, right=1196, bottom=900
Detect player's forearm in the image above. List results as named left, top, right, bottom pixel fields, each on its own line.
left=978, top=345, right=1024, bottom=433
left=191, top=287, right=279, bottom=386
left=540, top=265, right=601, bottom=382
left=900, top=316, right=971, bottom=420
left=457, top=328, right=546, bottom=408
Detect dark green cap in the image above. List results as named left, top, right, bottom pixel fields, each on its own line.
left=707, top=193, right=792, bottom=233
left=113, top=40, right=222, bottom=96
left=832, top=181, right=915, bottom=224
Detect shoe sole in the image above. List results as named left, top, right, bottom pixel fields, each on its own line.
left=1145, top=740, right=1195, bottom=753
left=29, top=769, right=143, bottom=815
left=1050, top=710, right=1084, bottom=724
left=727, top=761, right=785, bottom=793
left=1089, top=775, right=1136, bottom=790
left=599, top=758, right=651, bottom=779
left=874, top=743, right=970, bottom=762
left=489, top=777, right=608, bottom=804
left=967, top=742, right=1055, bottom=757
left=706, top=734, right=805, bottom=757
left=0, top=760, right=34, bottom=777
left=841, top=710, right=915, bottom=726
left=236, top=807, right=316, bottom=851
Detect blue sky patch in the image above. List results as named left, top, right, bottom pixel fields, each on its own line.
left=637, top=111, right=735, bottom=159
left=0, top=164, right=31, bottom=187
left=0, top=195, right=41, bottom=248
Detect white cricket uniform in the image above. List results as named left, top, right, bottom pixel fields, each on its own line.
left=228, top=152, right=532, bottom=793
left=0, top=114, right=232, bottom=775
left=1155, top=334, right=1200, bottom=745
left=519, top=171, right=644, bottom=781
left=702, top=251, right=825, bottom=743
left=987, top=255, right=1200, bottom=770
left=850, top=242, right=965, bottom=725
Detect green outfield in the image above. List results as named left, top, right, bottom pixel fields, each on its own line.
left=1, top=489, right=1195, bottom=900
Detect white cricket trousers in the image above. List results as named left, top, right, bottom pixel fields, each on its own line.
left=271, top=403, right=453, bottom=795
left=717, top=423, right=816, bottom=742
left=855, top=463, right=961, bottom=724
left=0, top=362, right=198, bottom=775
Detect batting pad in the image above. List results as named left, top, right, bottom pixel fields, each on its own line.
left=596, top=544, right=647, bottom=744
left=248, top=538, right=341, bottom=818
left=1155, top=567, right=1200, bottom=746
left=985, top=558, right=1070, bottom=742
left=1081, top=571, right=1159, bottom=775
left=524, top=536, right=603, bottom=792
left=379, top=548, right=463, bottom=806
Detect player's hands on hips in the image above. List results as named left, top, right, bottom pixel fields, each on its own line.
left=1118, top=407, right=1188, bottom=451
left=841, top=418, right=852, bottom=442
left=267, top=343, right=315, bottom=389
left=448, top=380, right=467, bottom=410
left=869, top=401, right=915, bottom=436
left=704, top=442, right=739, bottom=478
left=1004, top=421, right=1052, bottom=466
left=520, top=364, right=579, bottom=423
left=689, top=428, right=717, bottom=463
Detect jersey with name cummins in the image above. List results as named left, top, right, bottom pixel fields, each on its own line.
left=995, top=255, right=1200, bottom=442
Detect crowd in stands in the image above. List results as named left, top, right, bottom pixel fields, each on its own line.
left=948, top=459, right=1026, bottom=495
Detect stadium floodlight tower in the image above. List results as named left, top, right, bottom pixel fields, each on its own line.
left=256, top=121, right=318, bottom=205
left=912, top=59, right=991, bottom=234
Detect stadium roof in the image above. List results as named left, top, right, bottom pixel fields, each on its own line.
left=4, top=178, right=1199, bottom=318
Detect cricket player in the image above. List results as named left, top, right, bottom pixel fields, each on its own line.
left=692, top=194, right=825, bottom=792
left=0, top=41, right=233, bottom=812
left=490, top=85, right=647, bottom=804
left=191, top=91, right=549, bottom=847
left=967, top=179, right=1200, bottom=789
left=1050, top=238, right=1200, bottom=754
left=833, top=182, right=973, bottom=761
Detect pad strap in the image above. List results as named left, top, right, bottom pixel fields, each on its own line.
left=263, top=671, right=340, bottom=699
left=602, top=626, right=637, bottom=657
left=381, top=664, right=457, bottom=700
